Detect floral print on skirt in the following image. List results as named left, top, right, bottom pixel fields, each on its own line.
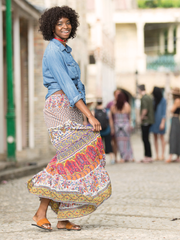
left=27, top=94, right=111, bottom=220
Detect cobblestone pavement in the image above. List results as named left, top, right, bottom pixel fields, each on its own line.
left=1, top=134, right=180, bottom=240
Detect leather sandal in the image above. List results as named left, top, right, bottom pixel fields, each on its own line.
left=57, top=221, right=81, bottom=231
left=32, top=218, right=52, bottom=231
left=165, top=159, right=172, bottom=163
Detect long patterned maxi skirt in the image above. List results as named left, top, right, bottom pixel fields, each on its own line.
left=27, top=94, right=112, bottom=220
left=114, top=113, right=133, bottom=161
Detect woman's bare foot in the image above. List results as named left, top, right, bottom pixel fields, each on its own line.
left=33, top=212, right=52, bottom=230
left=57, top=220, right=81, bottom=230
left=116, top=159, right=124, bottom=163
left=140, top=157, right=153, bottom=163
left=165, top=159, right=171, bottom=163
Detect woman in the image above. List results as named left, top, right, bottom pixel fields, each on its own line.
left=166, top=87, right=180, bottom=163
left=109, top=92, right=133, bottom=162
left=27, top=6, right=111, bottom=231
left=150, top=87, right=166, bottom=160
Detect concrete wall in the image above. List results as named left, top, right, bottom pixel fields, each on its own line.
left=68, top=0, right=88, bottom=85
left=33, top=22, right=50, bottom=157
left=116, top=71, right=180, bottom=96
left=114, top=0, right=137, bottom=10
left=115, top=23, right=137, bottom=73
left=86, top=0, right=116, bottom=106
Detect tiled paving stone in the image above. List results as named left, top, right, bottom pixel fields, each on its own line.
left=1, top=134, right=180, bottom=240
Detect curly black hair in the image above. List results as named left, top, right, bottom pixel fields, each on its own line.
left=39, top=6, right=79, bottom=41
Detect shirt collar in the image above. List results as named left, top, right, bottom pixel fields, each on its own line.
left=51, top=38, right=72, bottom=53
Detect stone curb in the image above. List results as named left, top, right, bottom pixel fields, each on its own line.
left=0, top=160, right=48, bottom=183
left=0, top=132, right=138, bottom=183
left=0, top=155, right=112, bottom=183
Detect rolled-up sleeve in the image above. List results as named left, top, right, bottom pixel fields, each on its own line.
left=45, top=48, right=83, bottom=107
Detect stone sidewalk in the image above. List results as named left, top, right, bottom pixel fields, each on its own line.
left=1, top=132, right=180, bottom=239
left=1, top=160, right=180, bottom=239
left=0, top=131, right=170, bottom=182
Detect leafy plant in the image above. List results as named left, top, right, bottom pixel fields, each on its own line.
left=138, top=0, right=180, bottom=8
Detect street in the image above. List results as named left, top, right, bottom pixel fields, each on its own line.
left=0, top=133, right=180, bottom=240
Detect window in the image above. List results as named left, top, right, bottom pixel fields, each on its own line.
left=89, top=54, right=96, bottom=64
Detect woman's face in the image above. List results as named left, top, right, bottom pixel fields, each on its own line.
left=54, top=17, right=72, bottom=40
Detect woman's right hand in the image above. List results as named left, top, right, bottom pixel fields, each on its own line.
left=88, top=115, right=102, bottom=132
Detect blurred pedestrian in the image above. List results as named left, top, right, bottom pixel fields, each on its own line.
left=139, top=84, right=154, bottom=163
left=106, top=89, right=121, bottom=109
left=109, top=92, right=133, bottom=163
left=27, top=6, right=111, bottom=231
left=166, top=87, right=180, bottom=163
left=150, top=87, right=166, bottom=160
left=106, top=89, right=121, bottom=162
left=94, top=99, right=114, bottom=164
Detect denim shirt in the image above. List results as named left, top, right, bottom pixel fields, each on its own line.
left=42, top=38, right=86, bottom=107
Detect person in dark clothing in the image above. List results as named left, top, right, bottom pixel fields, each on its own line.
left=139, top=84, right=154, bottom=163
left=150, top=87, right=166, bottom=161
left=166, top=87, right=180, bottom=163
left=94, top=99, right=114, bottom=163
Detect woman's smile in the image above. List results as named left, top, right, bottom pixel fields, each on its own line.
left=54, top=17, right=72, bottom=40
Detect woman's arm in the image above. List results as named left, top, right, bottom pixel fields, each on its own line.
left=125, top=102, right=131, bottom=117
left=159, top=118, right=165, bottom=130
left=160, top=99, right=166, bottom=130
left=171, top=99, right=180, bottom=113
left=75, top=100, right=101, bottom=132
left=125, top=102, right=131, bottom=114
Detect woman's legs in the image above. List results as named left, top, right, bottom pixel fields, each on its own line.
left=153, top=133, right=159, bottom=160
left=33, top=199, right=81, bottom=230
left=160, top=134, right=165, bottom=160
left=33, top=198, right=51, bottom=229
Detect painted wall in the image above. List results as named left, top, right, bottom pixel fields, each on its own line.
left=86, top=0, right=116, bottom=106
left=115, top=23, right=137, bottom=73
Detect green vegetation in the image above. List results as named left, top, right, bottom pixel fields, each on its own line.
left=138, top=0, right=180, bottom=8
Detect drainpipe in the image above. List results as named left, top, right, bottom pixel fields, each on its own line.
left=6, top=0, right=16, bottom=161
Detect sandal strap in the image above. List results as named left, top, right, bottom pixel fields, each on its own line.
left=37, top=218, right=51, bottom=227
left=66, top=222, right=80, bottom=230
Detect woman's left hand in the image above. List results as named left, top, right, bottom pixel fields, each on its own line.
left=88, top=115, right=102, bottom=132
left=159, top=122, right=165, bottom=130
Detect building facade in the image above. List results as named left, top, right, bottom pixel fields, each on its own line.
left=114, top=5, right=180, bottom=96
left=0, top=0, right=50, bottom=161
left=0, top=0, right=89, bottom=162
left=86, top=0, right=116, bottom=106
left=113, top=2, right=180, bottom=129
